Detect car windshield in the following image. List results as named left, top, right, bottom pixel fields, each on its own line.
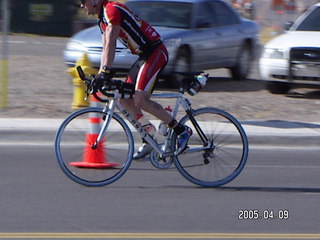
left=126, top=1, right=192, bottom=28
left=296, top=7, right=320, bottom=31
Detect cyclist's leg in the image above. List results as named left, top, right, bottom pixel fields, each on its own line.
left=128, top=45, right=171, bottom=123
left=121, top=45, right=171, bottom=159
left=135, top=46, right=192, bottom=154
left=139, top=46, right=195, bottom=154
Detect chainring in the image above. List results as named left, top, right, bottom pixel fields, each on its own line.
left=150, top=144, right=173, bottom=169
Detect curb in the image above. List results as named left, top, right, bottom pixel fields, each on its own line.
left=0, top=118, right=319, bottom=147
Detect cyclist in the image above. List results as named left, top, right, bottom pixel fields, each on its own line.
left=80, top=0, right=192, bottom=159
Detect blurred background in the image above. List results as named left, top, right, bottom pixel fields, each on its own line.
left=0, top=0, right=319, bottom=42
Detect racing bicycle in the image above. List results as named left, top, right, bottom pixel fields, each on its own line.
left=54, top=67, right=249, bottom=187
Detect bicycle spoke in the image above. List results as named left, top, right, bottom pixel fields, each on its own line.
left=173, top=108, right=248, bottom=187
left=55, top=108, right=134, bottom=187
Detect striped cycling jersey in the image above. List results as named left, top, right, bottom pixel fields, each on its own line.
left=99, top=0, right=161, bottom=55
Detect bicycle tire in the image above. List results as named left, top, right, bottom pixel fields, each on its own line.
left=55, top=107, right=134, bottom=187
left=172, top=108, right=248, bottom=187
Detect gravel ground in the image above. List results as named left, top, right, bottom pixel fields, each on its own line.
left=1, top=35, right=319, bottom=123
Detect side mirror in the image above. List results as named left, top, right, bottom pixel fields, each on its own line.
left=283, top=21, right=293, bottom=31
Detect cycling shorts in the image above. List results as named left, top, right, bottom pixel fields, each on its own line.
left=126, top=43, right=168, bottom=93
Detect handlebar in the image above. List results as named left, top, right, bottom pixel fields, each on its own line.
left=76, top=66, right=208, bottom=103
left=76, top=66, right=135, bottom=102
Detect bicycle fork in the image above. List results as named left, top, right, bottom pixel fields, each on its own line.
left=91, top=100, right=116, bottom=149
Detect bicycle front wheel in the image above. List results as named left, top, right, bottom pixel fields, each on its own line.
left=173, top=108, right=248, bottom=187
left=55, top=107, right=134, bottom=187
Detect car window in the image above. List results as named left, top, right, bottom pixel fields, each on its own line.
left=126, top=1, right=192, bottom=29
left=208, top=1, right=240, bottom=26
left=296, top=7, right=320, bottom=31
left=195, top=2, right=219, bottom=28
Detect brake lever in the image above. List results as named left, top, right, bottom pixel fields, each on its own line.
left=83, top=74, right=95, bottom=100
left=84, top=85, right=90, bottom=101
left=83, top=77, right=95, bottom=101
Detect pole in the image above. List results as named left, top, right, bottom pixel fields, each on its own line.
left=1, top=0, right=9, bottom=108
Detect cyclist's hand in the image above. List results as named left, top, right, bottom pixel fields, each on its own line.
left=91, top=66, right=111, bottom=92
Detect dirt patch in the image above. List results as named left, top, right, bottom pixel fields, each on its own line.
left=1, top=35, right=319, bottom=123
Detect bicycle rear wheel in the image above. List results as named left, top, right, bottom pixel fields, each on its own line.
left=55, top=107, right=134, bottom=187
left=173, top=108, right=248, bottom=187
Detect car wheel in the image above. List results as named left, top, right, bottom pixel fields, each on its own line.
left=169, top=48, right=191, bottom=88
left=266, top=81, right=291, bottom=94
left=230, top=44, right=251, bottom=80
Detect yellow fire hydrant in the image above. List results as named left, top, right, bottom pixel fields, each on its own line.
left=68, top=53, right=98, bottom=109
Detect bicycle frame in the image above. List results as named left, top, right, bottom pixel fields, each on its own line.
left=94, top=88, right=208, bottom=159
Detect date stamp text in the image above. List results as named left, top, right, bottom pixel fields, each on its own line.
left=238, top=209, right=289, bottom=220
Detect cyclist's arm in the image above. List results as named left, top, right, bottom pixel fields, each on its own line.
left=99, top=25, right=121, bottom=73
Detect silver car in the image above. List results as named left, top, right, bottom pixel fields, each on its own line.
left=64, top=0, right=260, bottom=86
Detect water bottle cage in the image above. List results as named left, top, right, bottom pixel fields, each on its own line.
left=187, top=74, right=209, bottom=96
left=187, top=75, right=206, bottom=96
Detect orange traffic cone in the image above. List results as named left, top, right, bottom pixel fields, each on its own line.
left=70, top=95, right=119, bottom=168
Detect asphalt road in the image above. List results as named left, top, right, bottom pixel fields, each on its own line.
left=0, top=143, right=319, bottom=238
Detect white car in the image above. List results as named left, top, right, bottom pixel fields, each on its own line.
left=259, top=3, right=320, bottom=94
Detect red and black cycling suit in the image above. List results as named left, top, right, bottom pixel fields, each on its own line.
left=99, top=0, right=168, bottom=93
